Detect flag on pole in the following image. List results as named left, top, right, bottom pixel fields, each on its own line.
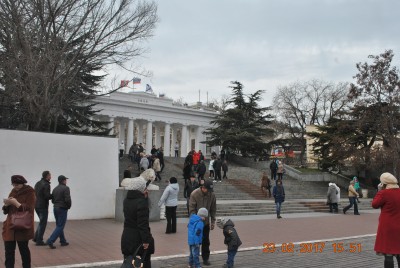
left=120, top=80, right=130, bottom=87
left=146, top=84, right=153, bottom=93
left=132, top=77, right=141, bottom=84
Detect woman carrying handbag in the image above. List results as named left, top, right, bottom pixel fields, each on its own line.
left=2, top=175, right=36, bottom=268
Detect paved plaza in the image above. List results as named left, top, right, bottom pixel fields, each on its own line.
left=0, top=205, right=383, bottom=267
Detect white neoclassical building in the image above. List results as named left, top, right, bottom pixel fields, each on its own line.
left=94, top=90, right=219, bottom=157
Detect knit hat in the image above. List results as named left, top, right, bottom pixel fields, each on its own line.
left=216, top=218, right=227, bottom=229
left=380, top=172, right=399, bottom=189
left=197, top=207, right=208, bottom=218
left=11, top=175, right=27, bottom=184
left=123, top=178, right=147, bottom=192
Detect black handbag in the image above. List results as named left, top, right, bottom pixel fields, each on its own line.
left=121, top=245, right=147, bottom=268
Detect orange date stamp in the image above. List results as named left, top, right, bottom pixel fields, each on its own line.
left=262, top=242, right=362, bottom=253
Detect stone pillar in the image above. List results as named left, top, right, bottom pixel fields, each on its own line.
left=181, top=125, right=188, bottom=157
left=172, top=126, right=178, bottom=157
left=137, top=122, right=143, bottom=144
left=196, top=126, right=205, bottom=151
left=127, top=119, right=134, bottom=150
left=108, top=116, right=115, bottom=135
left=119, top=120, right=126, bottom=151
left=145, top=121, right=153, bottom=154
left=155, top=124, right=161, bottom=148
left=164, top=123, right=171, bottom=157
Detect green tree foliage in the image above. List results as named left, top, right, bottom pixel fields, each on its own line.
left=310, top=50, right=400, bottom=177
left=0, top=0, right=158, bottom=134
left=203, top=81, right=273, bottom=157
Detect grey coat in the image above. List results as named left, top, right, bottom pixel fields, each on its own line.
left=327, top=185, right=339, bottom=204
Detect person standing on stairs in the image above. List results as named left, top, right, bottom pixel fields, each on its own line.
left=222, top=160, right=229, bottom=180
left=273, top=179, right=285, bottom=219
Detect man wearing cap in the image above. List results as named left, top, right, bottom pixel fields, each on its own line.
left=46, top=175, right=72, bottom=249
left=189, top=180, right=217, bottom=266
left=33, top=170, right=52, bottom=246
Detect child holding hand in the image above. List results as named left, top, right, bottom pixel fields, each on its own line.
left=187, top=207, right=208, bottom=268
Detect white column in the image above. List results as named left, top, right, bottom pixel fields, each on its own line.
left=108, top=116, right=115, bottom=135
left=155, top=124, right=161, bottom=148
left=172, top=126, right=178, bottom=157
left=137, top=122, right=143, bottom=144
left=127, top=119, right=134, bottom=150
left=119, top=120, right=126, bottom=150
left=164, top=123, right=171, bottom=157
left=196, top=126, right=203, bottom=151
left=181, top=125, right=188, bottom=157
left=145, top=121, right=153, bottom=154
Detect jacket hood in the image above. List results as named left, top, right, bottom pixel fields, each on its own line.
left=169, top=183, right=179, bottom=191
left=224, top=219, right=235, bottom=228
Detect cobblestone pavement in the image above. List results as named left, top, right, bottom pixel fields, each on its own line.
left=89, top=236, right=382, bottom=268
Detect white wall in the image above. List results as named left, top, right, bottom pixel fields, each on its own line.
left=0, top=129, right=118, bottom=222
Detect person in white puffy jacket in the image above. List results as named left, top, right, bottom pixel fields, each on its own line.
left=158, top=177, right=179, bottom=233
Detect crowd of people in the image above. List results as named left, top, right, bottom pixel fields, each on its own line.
left=5, top=148, right=400, bottom=268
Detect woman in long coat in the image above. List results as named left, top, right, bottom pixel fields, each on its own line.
left=372, top=172, right=400, bottom=268
left=121, top=178, right=153, bottom=268
left=327, top=183, right=339, bottom=213
left=2, top=175, right=36, bottom=268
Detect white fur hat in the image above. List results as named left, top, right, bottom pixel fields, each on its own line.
left=141, top=168, right=156, bottom=182
left=121, top=178, right=146, bottom=192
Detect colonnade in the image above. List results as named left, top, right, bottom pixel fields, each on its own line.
left=108, top=117, right=207, bottom=157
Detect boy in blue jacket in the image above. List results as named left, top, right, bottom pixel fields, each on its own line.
left=188, top=207, right=208, bottom=268
left=217, top=218, right=242, bottom=268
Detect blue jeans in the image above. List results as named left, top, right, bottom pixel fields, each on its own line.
left=276, top=202, right=282, bottom=215
left=188, top=244, right=200, bottom=267
left=34, top=208, right=48, bottom=243
left=343, top=197, right=359, bottom=214
left=226, top=249, right=237, bottom=267
left=47, top=208, right=68, bottom=244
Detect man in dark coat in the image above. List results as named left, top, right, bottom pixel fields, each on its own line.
left=33, top=170, right=52, bottom=246
left=184, top=176, right=199, bottom=216
left=213, top=157, right=223, bottom=182
left=196, top=160, right=207, bottom=181
left=269, top=159, right=278, bottom=180
left=46, top=175, right=72, bottom=249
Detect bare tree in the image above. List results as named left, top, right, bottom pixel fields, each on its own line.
left=0, top=0, right=158, bottom=132
left=273, top=79, right=349, bottom=164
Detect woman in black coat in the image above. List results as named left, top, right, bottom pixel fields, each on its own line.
left=121, top=178, right=153, bottom=268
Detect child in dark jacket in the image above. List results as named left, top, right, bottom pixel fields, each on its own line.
left=216, top=218, right=242, bottom=268
left=188, top=207, right=208, bottom=268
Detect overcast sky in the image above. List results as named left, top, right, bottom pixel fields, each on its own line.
left=109, top=0, right=400, bottom=107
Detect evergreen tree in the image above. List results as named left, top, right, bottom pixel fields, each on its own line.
left=204, top=81, right=273, bottom=157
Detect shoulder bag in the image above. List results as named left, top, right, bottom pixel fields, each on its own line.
left=121, top=244, right=147, bottom=268
left=10, top=207, right=32, bottom=230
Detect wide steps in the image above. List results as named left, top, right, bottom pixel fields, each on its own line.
left=120, top=156, right=375, bottom=218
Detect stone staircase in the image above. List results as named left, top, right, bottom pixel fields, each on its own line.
left=119, top=155, right=375, bottom=218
